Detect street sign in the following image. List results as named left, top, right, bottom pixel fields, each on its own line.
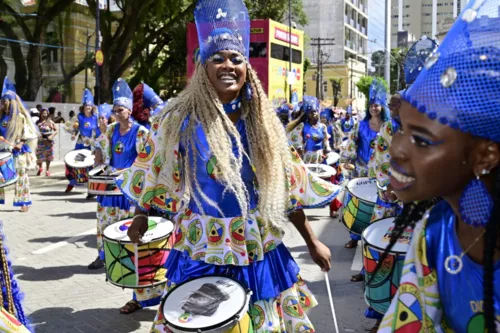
left=95, top=50, right=104, bottom=66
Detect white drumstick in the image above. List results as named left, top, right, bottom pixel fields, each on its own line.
left=324, top=271, right=340, bottom=333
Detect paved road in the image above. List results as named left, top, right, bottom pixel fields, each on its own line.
left=1, top=182, right=375, bottom=333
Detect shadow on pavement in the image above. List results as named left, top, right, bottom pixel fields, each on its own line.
left=13, top=264, right=103, bottom=281
left=28, top=306, right=156, bottom=333
left=50, top=211, right=96, bottom=220
left=28, top=234, right=96, bottom=250
left=35, top=190, right=82, bottom=197
left=36, top=197, right=93, bottom=204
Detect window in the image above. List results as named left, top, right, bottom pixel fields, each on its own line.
left=249, top=42, right=267, bottom=58
left=270, top=43, right=302, bottom=64
left=323, top=81, right=328, bottom=93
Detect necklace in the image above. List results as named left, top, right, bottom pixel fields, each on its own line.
left=444, top=229, right=486, bottom=274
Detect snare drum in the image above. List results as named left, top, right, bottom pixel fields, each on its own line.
left=64, top=149, right=95, bottom=184
left=88, top=175, right=121, bottom=196
left=103, top=217, right=174, bottom=289
left=161, top=276, right=253, bottom=333
left=0, top=152, right=18, bottom=188
left=305, top=164, right=336, bottom=181
left=362, top=217, right=412, bottom=315
left=341, top=177, right=378, bottom=235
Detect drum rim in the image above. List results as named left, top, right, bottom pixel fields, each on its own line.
left=89, top=175, right=118, bottom=180
left=0, top=152, right=12, bottom=160
left=362, top=294, right=389, bottom=315
left=105, top=276, right=168, bottom=289
left=361, top=217, right=409, bottom=255
left=64, top=149, right=94, bottom=167
left=346, top=178, right=378, bottom=205
left=102, top=218, right=174, bottom=244
left=160, top=274, right=250, bottom=332
left=88, top=190, right=122, bottom=196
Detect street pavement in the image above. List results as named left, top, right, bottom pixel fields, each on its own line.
left=0, top=180, right=375, bottom=333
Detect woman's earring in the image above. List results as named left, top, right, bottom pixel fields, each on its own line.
left=244, top=82, right=253, bottom=101
left=458, top=173, right=493, bottom=228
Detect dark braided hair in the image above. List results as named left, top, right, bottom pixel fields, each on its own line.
left=367, top=198, right=442, bottom=285
left=483, top=168, right=500, bottom=332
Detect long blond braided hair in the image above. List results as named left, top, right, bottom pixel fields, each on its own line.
left=159, top=62, right=291, bottom=225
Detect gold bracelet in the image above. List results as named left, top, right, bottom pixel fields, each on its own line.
left=133, top=214, right=148, bottom=222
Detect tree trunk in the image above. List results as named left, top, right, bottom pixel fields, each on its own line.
left=0, top=21, right=29, bottom=97
left=26, top=46, right=43, bottom=101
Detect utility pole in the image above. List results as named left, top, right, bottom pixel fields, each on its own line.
left=84, top=28, right=95, bottom=89
left=310, top=37, right=335, bottom=101
left=95, top=0, right=101, bottom=105
left=350, top=58, right=354, bottom=98
left=288, top=0, right=292, bottom=102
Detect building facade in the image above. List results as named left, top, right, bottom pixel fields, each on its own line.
left=390, top=0, right=465, bottom=48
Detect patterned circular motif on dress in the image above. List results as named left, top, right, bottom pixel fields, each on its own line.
left=308, top=173, right=334, bottom=197
left=246, top=240, right=262, bottom=263
left=206, top=218, right=225, bottom=246
left=152, top=154, right=162, bottom=177
left=269, top=225, right=283, bottom=239
left=256, top=216, right=268, bottom=239
left=206, top=256, right=223, bottom=265
left=224, top=252, right=239, bottom=265
left=289, top=194, right=306, bottom=208
left=229, top=217, right=246, bottom=245
left=191, top=251, right=206, bottom=261
left=249, top=304, right=265, bottom=329
left=187, top=219, right=202, bottom=245
left=283, top=296, right=305, bottom=319
left=174, top=224, right=186, bottom=248
left=295, top=322, right=314, bottom=333
left=264, top=240, right=277, bottom=252
left=137, top=138, right=155, bottom=163
left=129, top=170, right=146, bottom=198
left=290, top=165, right=303, bottom=191
left=298, top=290, right=313, bottom=311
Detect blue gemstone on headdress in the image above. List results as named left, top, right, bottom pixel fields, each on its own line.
left=428, top=112, right=437, bottom=120
left=439, top=117, right=449, bottom=125
left=418, top=105, right=427, bottom=113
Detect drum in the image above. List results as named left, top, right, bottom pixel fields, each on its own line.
left=325, top=152, right=340, bottom=166
left=88, top=165, right=106, bottom=177
left=341, top=177, right=378, bottom=235
left=88, top=175, right=121, bottom=196
left=362, top=217, right=412, bottom=315
left=64, top=149, right=94, bottom=184
left=161, top=276, right=253, bottom=333
left=0, top=152, right=18, bottom=188
left=103, top=217, right=174, bottom=289
left=305, top=164, right=336, bottom=180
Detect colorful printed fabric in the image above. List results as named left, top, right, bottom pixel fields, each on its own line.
left=36, top=138, right=55, bottom=162
left=379, top=201, right=500, bottom=332
left=327, top=123, right=343, bottom=152
left=117, top=111, right=340, bottom=332
left=303, top=150, right=323, bottom=164
left=287, top=122, right=304, bottom=151
left=96, top=201, right=134, bottom=260
left=0, top=168, right=31, bottom=207
left=303, top=122, right=328, bottom=153
left=0, top=113, right=38, bottom=171
left=341, top=120, right=378, bottom=178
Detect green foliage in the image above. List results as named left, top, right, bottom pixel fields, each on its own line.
left=330, top=78, right=342, bottom=106
left=370, top=48, right=408, bottom=94
left=245, top=0, right=308, bottom=25
left=303, top=58, right=311, bottom=74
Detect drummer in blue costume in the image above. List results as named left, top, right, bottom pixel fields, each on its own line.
left=301, top=96, right=331, bottom=164
left=341, top=78, right=389, bottom=251
left=132, top=83, right=163, bottom=130
left=321, top=107, right=342, bottom=154
left=90, top=79, right=163, bottom=314
left=0, top=78, right=38, bottom=213
left=379, top=0, right=500, bottom=331
left=340, top=105, right=355, bottom=136
left=118, top=0, right=341, bottom=331
left=65, top=88, right=100, bottom=193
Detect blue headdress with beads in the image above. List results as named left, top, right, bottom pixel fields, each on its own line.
left=112, top=79, right=133, bottom=111
left=1, top=77, right=16, bottom=101
left=300, top=96, right=320, bottom=114
left=369, top=78, right=387, bottom=106
left=402, top=0, right=500, bottom=142
left=404, top=36, right=438, bottom=86
left=81, top=88, right=94, bottom=107
left=98, top=103, right=112, bottom=120
left=194, top=0, right=250, bottom=64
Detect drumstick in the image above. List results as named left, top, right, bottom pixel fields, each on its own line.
left=110, top=168, right=126, bottom=176
left=324, top=271, right=340, bottom=333
left=0, top=136, right=15, bottom=148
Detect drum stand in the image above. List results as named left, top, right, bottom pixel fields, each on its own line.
left=324, top=271, right=340, bottom=333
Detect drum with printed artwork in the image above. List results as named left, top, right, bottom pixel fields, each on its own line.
left=103, top=217, right=174, bottom=289
left=0, top=152, right=18, bottom=188
left=161, top=275, right=253, bottom=333
left=64, top=149, right=94, bottom=184
left=341, top=177, right=378, bottom=235
left=362, top=217, right=412, bottom=315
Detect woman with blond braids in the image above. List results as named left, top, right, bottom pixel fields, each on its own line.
left=0, top=78, right=38, bottom=212
left=118, top=0, right=340, bottom=331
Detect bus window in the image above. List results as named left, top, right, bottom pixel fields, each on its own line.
left=270, top=43, right=302, bottom=64
left=250, top=42, right=267, bottom=58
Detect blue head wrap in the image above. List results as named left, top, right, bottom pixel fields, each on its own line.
left=404, top=36, right=438, bottom=85
left=150, top=101, right=168, bottom=118
left=82, top=88, right=94, bottom=106
left=112, top=78, right=133, bottom=110
left=369, top=78, right=387, bottom=106
left=403, top=0, right=500, bottom=142
left=98, top=103, right=112, bottom=120
left=1, top=77, right=16, bottom=101
left=194, top=0, right=250, bottom=63
left=142, top=83, right=162, bottom=109
left=277, top=103, right=293, bottom=115
left=300, top=96, right=320, bottom=114
left=321, top=107, right=334, bottom=122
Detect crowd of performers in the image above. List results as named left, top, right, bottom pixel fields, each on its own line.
left=0, top=0, right=499, bottom=332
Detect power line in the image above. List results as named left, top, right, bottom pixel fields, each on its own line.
left=0, top=36, right=95, bottom=51
left=310, top=37, right=335, bottom=100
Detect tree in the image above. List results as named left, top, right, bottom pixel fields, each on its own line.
left=330, top=78, right=342, bottom=107
left=390, top=47, right=407, bottom=93
left=0, top=0, right=78, bottom=100
left=356, top=75, right=388, bottom=109
left=245, top=0, right=308, bottom=26
left=370, top=50, right=385, bottom=77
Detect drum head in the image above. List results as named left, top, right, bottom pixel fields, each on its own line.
left=0, top=152, right=12, bottom=160
left=64, top=149, right=95, bottom=168
left=326, top=152, right=340, bottom=165
left=306, top=164, right=336, bottom=178
left=163, top=276, right=247, bottom=332
left=347, top=178, right=378, bottom=203
left=89, top=165, right=106, bottom=177
left=362, top=217, right=412, bottom=254
left=103, top=217, right=173, bottom=243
